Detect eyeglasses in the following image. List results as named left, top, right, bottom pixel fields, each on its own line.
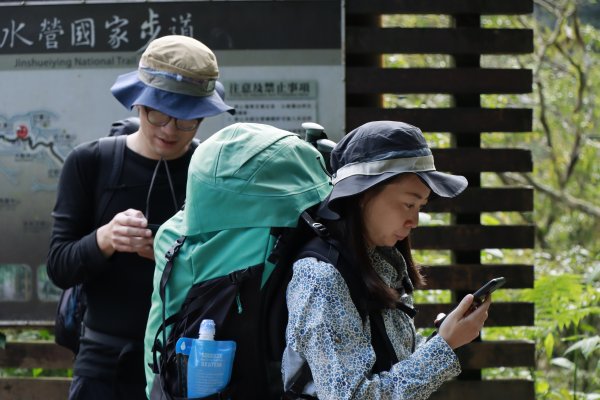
left=143, top=107, right=201, bottom=131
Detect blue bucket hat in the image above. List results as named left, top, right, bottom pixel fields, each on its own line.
left=319, top=120, right=468, bottom=219
left=111, top=35, right=234, bottom=120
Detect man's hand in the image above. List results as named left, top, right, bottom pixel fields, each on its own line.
left=96, top=209, right=155, bottom=261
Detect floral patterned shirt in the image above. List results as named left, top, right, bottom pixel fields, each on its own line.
left=282, top=247, right=461, bottom=399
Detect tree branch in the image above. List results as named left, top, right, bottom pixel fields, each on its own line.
left=553, top=33, right=586, bottom=113
left=532, top=0, right=590, bottom=191
left=534, top=0, right=566, bottom=18
left=552, top=42, right=586, bottom=187
left=496, top=174, right=552, bottom=248
left=548, top=8, right=588, bottom=188
left=532, top=0, right=575, bottom=184
left=501, top=173, right=600, bottom=219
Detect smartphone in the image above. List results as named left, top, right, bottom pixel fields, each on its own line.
left=434, top=277, right=506, bottom=328
left=470, top=276, right=506, bottom=309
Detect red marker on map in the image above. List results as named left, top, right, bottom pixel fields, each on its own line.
left=16, top=125, right=28, bottom=139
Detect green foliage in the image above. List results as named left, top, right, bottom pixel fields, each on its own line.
left=0, top=366, right=72, bottom=378
left=522, top=274, right=597, bottom=333
left=520, top=270, right=600, bottom=397
left=386, top=4, right=600, bottom=398
left=482, top=2, right=600, bottom=254
left=3, top=328, right=53, bottom=342
left=565, top=336, right=600, bottom=360
left=0, top=329, right=72, bottom=378
left=482, top=3, right=600, bottom=397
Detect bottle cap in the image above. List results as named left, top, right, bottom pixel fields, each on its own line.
left=199, top=319, right=216, bottom=340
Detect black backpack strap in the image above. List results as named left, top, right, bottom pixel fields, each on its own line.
left=160, top=236, right=187, bottom=346
left=295, top=237, right=367, bottom=321
left=294, top=236, right=399, bottom=375
left=56, top=134, right=127, bottom=354
left=55, top=133, right=131, bottom=354
left=151, top=310, right=182, bottom=374
left=368, top=310, right=399, bottom=373
left=160, top=236, right=187, bottom=303
left=96, top=135, right=127, bottom=225
left=151, top=235, right=187, bottom=396
left=96, top=133, right=193, bottom=224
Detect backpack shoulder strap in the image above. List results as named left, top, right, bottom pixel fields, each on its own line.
left=95, top=135, right=127, bottom=226
left=296, top=237, right=368, bottom=321
left=295, top=235, right=399, bottom=374
left=55, top=135, right=127, bottom=355
left=150, top=235, right=187, bottom=375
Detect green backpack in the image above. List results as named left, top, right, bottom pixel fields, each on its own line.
left=144, top=122, right=332, bottom=400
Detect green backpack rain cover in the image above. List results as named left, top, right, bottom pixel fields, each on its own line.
left=144, top=123, right=332, bottom=399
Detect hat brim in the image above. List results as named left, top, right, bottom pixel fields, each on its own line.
left=318, top=170, right=468, bottom=220
left=111, top=71, right=235, bottom=120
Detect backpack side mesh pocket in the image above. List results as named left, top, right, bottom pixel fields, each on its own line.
left=151, top=264, right=267, bottom=399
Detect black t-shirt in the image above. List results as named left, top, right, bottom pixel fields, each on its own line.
left=47, top=138, right=194, bottom=381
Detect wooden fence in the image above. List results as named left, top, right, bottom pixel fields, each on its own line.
left=1, top=0, right=535, bottom=399
left=345, top=0, right=535, bottom=398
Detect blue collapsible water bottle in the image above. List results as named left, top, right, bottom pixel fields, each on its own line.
left=186, top=319, right=236, bottom=398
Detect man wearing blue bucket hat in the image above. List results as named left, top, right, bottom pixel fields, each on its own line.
left=283, top=121, right=491, bottom=399
left=47, top=35, right=234, bottom=400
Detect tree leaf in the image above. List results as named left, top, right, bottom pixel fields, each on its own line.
left=535, top=379, right=550, bottom=395
left=544, top=332, right=555, bottom=360
left=551, top=357, right=575, bottom=370
left=564, top=335, right=600, bottom=359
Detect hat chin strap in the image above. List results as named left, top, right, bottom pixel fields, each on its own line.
left=332, top=155, right=436, bottom=185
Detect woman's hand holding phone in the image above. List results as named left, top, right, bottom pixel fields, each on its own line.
left=433, top=277, right=505, bottom=349
left=438, top=294, right=491, bottom=350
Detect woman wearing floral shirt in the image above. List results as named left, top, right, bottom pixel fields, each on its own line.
left=282, top=121, right=492, bottom=399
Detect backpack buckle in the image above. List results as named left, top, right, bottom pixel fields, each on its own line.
left=311, top=222, right=328, bottom=237
left=165, top=236, right=186, bottom=261
left=301, top=211, right=329, bottom=237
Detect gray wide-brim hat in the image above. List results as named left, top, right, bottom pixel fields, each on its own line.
left=111, top=35, right=234, bottom=120
left=319, top=120, right=468, bottom=219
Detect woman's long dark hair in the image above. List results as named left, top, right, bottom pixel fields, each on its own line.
left=323, top=193, right=426, bottom=310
